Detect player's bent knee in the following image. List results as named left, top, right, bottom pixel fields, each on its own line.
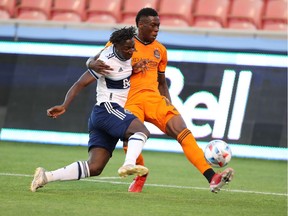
left=144, top=127, right=150, bottom=138
left=89, top=166, right=104, bottom=176
left=129, top=132, right=148, bottom=143
left=139, top=125, right=150, bottom=138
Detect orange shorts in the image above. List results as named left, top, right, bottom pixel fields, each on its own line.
left=124, top=90, right=180, bottom=133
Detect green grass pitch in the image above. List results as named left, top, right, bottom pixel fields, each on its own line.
left=0, top=141, right=287, bottom=216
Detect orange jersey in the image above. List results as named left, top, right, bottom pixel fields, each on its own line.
left=105, top=37, right=167, bottom=96
left=129, top=37, right=167, bottom=96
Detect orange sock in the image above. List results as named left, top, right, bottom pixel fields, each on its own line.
left=123, top=146, right=145, bottom=166
left=136, top=154, right=145, bottom=166
left=177, top=129, right=212, bottom=174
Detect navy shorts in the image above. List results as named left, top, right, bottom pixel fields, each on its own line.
left=88, top=102, right=136, bottom=156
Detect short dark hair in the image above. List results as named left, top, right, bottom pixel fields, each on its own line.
left=135, top=7, right=158, bottom=26
left=109, top=26, right=136, bottom=45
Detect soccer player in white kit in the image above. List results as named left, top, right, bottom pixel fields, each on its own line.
left=30, top=26, right=150, bottom=192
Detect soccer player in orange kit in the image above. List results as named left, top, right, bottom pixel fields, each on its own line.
left=86, top=8, right=234, bottom=193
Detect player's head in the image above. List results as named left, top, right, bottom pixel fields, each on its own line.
left=136, top=7, right=160, bottom=43
left=110, top=26, right=136, bottom=60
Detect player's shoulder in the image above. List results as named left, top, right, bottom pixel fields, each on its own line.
left=100, top=45, right=114, bottom=61
left=102, top=44, right=113, bottom=54
left=154, top=39, right=165, bottom=47
left=153, top=40, right=167, bottom=52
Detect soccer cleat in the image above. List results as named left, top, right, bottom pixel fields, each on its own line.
left=128, top=174, right=148, bottom=193
left=118, top=164, right=149, bottom=178
left=210, top=167, right=234, bottom=193
left=30, top=167, right=48, bottom=192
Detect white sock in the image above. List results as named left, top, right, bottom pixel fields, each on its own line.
left=45, top=161, right=90, bottom=182
left=123, top=132, right=147, bottom=166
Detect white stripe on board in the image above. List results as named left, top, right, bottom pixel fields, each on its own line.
left=0, top=41, right=287, bottom=68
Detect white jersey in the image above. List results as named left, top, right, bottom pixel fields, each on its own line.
left=88, top=45, right=132, bottom=107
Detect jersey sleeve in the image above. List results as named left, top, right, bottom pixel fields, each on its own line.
left=158, top=46, right=167, bottom=73
left=88, top=45, right=113, bottom=79
left=88, top=68, right=101, bottom=79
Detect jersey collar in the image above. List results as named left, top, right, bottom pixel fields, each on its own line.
left=134, top=35, right=152, bottom=45
left=113, top=45, right=127, bottom=61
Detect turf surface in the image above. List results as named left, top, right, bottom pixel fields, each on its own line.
left=0, top=141, right=287, bottom=216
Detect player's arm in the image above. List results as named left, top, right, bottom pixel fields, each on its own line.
left=86, top=52, right=111, bottom=74
left=157, top=47, right=171, bottom=101
left=47, top=71, right=96, bottom=118
left=158, top=72, right=171, bottom=102
left=86, top=52, right=101, bottom=68
left=86, top=44, right=113, bottom=75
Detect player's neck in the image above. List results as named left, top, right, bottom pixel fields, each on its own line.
left=135, top=35, right=152, bottom=45
left=113, top=45, right=127, bottom=61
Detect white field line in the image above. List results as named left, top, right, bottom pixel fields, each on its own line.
left=0, top=172, right=287, bottom=197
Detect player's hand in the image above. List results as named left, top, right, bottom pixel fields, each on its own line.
left=89, top=59, right=113, bottom=75
left=47, top=105, right=66, bottom=119
left=133, top=60, right=149, bottom=74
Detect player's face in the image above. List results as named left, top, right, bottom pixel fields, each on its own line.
left=138, top=16, right=160, bottom=43
left=116, top=39, right=135, bottom=60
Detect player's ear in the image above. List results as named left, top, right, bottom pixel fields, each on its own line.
left=137, top=20, right=144, bottom=28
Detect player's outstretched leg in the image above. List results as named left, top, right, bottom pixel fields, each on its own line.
left=30, top=167, right=48, bottom=192
left=210, top=167, right=234, bottom=193
left=123, top=145, right=148, bottom=192
left=118, top=164, right=149, bottom=178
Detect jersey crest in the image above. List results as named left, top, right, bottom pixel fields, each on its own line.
left=154, top=49, right=160, bottom=59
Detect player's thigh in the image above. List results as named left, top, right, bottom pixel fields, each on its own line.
left=146, top=95, right=181, bottom=133
left=90, top=103, right=136, bottom=139
left=165, top=114, right=187, bottom=139
left=88, top=128, right=119, bottom=157
left=103, top=106, right=137, bottom=139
